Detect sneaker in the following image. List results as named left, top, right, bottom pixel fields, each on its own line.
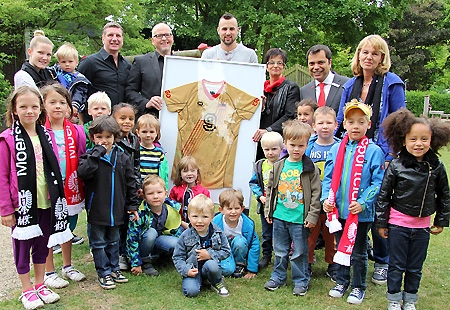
left=308, top=264, right=312, bottom=276
left=142, top=263, right=159, bottom=276
left=19, top=289, right=44, bottom=310
left=329, top=284, right=347, bottom=298
left=347, top=288, right=365, bottom=305
left=387, top=301, right=402, bottom=310
left=258, top=255, right=271, bottom=270
left=372, top=264, right=388, bottom=285
left=62, top=265, right=86, bottom=282
left=211, top=280, right=229, bottom=297
left=232, top=263, right=246, bottom=278
left=72, top=235, right=84, bottom=245
left=119, top=254, right=130, bottom=271
left=264, top=279, right=285, bottom=291
left=111, top=270, right=129, bottom=283
left=403, top=302, right=417, bottom=310
left=293, top=286, right=308, bottom=296
left=52, top=244, right=62, bottom=254
left=44, top=272, right=69, bottom=289
left=35, top=285, right=60, bottom=304
left=326, top=264, right=337, bottom=283
left=98, top=275, right=116, bottom=290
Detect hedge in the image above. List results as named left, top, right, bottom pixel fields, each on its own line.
left=406, top=90, right=450, bottom=116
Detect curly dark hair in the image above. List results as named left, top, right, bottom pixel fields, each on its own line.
left=382, top=108, right=450, bottom=155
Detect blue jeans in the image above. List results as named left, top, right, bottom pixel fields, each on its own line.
left=371, top=221, right=389, bottom=264
left=90, top=224, right=120, bottom=278
left=259, top=210, right=273, bottom=256
left=182, top=260, right=222, bottom=297
left=386, top=225, right=430, bottom=303
left=334, top=220, right=370, bottom=290
left=140, top=227, right=179, bottom=261
left=221, top=235, right=248, bottom=276
left=271, top=218, right=309, bottom=287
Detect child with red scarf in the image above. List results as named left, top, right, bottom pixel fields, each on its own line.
left=41, top=84, right=86, bottom=289
left=322, top=100, right=384, bottom=305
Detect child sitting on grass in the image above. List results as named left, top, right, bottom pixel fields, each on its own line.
left=126, top=175, right=182, bottom=277
left=213, top=189, right=260, bottom=279
left=172, top=194, right=231, bottom=297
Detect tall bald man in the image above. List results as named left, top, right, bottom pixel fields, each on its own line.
left=202, top=13, right=257, bottom=63
left=126, top=23, right=174, bottom=118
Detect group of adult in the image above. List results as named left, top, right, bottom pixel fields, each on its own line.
left=14, top=12, right=406, bottom=284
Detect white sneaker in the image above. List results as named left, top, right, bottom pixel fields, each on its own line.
left=62, top=265, right=86, bottom=282
left=19, top=290, right=44, bottom=310
left=388, top=301, right=402, bottom=310
left=119, top=254, right=129, bottom=271
left=44, top=272, right=69, bottom=288
left=35, top=285, right=60, bottom=304
left=403, top=302, right=417, bottom=310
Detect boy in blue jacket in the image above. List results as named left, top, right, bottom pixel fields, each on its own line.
left=213, top=189, right=260, bottom=278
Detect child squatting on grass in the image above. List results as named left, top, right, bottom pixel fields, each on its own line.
left=264, top=119, right=321, bottom=296
left=172, top=194, right=231, bottom=297
left=376, top=108, right=450, bottom=310
left=213, top=189, right=260, bottom=279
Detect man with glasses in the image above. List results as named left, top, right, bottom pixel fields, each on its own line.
left=300, top=44, right=348, bottom=114
left=202, top=13, right=257, bottom=63
left=126, top=23, right=174, bottom=118
left=79, top=22, right=131, bottom=114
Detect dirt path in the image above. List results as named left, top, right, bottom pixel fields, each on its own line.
left=0, top=224, right=20, bottom=301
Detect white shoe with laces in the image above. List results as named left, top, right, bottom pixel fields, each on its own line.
left=403, top=302, right=417, bottom=310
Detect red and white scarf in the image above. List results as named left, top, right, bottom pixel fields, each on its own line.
left=326, top=134, right=369, bottom=266
left=45, top=118, right=85, bottom=215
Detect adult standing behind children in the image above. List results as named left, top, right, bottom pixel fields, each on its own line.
left=335, top=34, right=406, bottom=286
left=252, top=48, right=299, bottom=160
left=322, top=100, right=385, bottom=305
left=264, top=120, right=321, bottom=296
left=201, top=13, right=258, bottom=63
left=14, top=30, right=55, bottom=89
left=300, top=45, right=349, bottom=113
left=78, top=22, right=131, bottom=117
left=126, top=23, right=174, bottom=119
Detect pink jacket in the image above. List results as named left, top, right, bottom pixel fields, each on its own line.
left=169, top=183, right=210, bottom=218
left=0, top=127, right=60, bottom=217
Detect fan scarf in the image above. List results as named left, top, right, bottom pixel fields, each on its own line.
left=11, top=121, right=72, bottom=247
left=264, top=76, right=285, bottom=93
left=326, top=134, right=369, bottom=266
left=45, top=118, right=85, bottom=215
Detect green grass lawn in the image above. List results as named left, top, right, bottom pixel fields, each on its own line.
left=2, top=151, right=450, bottom=309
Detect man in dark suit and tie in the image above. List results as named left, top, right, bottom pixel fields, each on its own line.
left=126, top=23, right=174, bottom=118
left=300, top=45, right=349, bottom=114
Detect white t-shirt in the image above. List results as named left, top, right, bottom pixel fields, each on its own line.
left=222, top=216, right=243, bottom=238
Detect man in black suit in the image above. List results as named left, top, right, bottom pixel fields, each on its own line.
left=126, top=23, right=174, bottom=118
left=300, top=45, right=349, bottom=114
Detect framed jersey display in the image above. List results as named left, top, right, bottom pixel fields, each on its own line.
left=160, top=56, right=266, bottom=205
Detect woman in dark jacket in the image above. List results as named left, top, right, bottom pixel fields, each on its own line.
left=252, top=48, right=299, bottom=160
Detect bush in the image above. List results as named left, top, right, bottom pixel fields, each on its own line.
left=406, top=90, right=450, bottom=116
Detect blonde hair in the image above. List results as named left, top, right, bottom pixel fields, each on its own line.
left=313, top=106, right=337, bottom=123
left=260, top=131, right=283, bottom=148
left=219, top=189, right=244, bottom=209
left=282, top=119, right=312, bottom=141
left=188, top=194, right=215, bottom=217
left=54, top=42, right=79, bottom=62
left=142, top=174, right=167, bottom=193
left=351, top=34, right=391, bottom=76
left=6, top=86, right=46, bottom=126
left=29, top=30, right=53, bottom=50
left=87, top=91, right=112, bottom=110
left=135, top=114, right=161, bottom=141
left=173, top=156, right=202, bottom=186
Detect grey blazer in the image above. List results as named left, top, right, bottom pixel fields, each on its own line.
left=300, top=73, right=349, bottom=114
left=125, top=51, right=163, bottom=117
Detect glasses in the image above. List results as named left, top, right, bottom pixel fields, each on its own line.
left=267, top=61, right=284, bottom=66
left=153, top=33, right=173, bottom=39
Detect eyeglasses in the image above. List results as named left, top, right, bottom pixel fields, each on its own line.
left=153, top=33, right=173, bottom=39
left=267, top=61, right=284, bottom=66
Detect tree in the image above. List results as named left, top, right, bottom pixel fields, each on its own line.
left=388, top=0, right=450, bottom=91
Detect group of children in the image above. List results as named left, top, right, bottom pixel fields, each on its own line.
left=1, top=38, right=450, bottom=309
